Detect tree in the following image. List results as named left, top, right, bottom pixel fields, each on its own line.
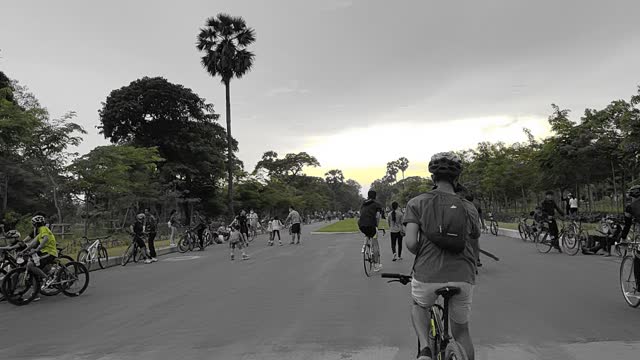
left=324, top=169, right=345, bottom=185
left=396, top=157, right=409, bottom=188
left=386, top=161, right=399, bottom=183
left=98, top=77, right=231, bottom=216
left=197, top=13, right=256, bottom=216
left=253, top=151, right=320, bottom=182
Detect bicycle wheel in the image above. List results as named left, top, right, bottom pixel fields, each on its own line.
left=203, top=231, right=212, bottom=248
left=619, top=255, right=640, bottom=308
left=363, top=244, right=373, bottom=277
left=0, top=268, right=7, bottom=301
left=121, top=243, right=134, bottom=266
left=77, top=249, right=91, bottom=271
left=518, top=223, right=526, bottom=241
left=58, top=254, right=74, bottom=264
left=2, top=267, right=40, bottom=306
left=562, top=231, right=580, bottom=256
left=98, top=246, right=108, bottom=269
left=535, top=230, right=552, bottom=253
left=40, top=266, right=63, bottom=297
left=61, top=262, right=90, bottom=297
left=445, top=340, right=468, bottom=360
left=178, top=235, right=189, bottom=253
left=490, top=221, right=499, bottom=236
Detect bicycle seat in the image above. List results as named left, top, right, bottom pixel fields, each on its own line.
left=435, top=286, right=461, bottom=299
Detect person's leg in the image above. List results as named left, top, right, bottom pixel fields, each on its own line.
left=449, top=282, right=475, bottom=360
left=391, top=232, right=398, bottom=258
left=169, top=226, right=176, bottom=246
left=398, top=235, right=403, bottom=259
left=411, top=280, right=438, bottom=359
left=148, top=232, right=157, bottom=259
left=372, top=235, right=381, bottom=266
left=451, top=322, right=475, bottom=360
left=633, top=256, right=640, bottom=291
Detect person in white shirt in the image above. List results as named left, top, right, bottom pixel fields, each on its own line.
left=569, top=195, right=579, bottom=219
left=269, top=216, right=284, bottom=246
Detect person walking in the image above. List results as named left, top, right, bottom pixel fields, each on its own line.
left=270, top=216, right=284, bottom=246
left=168, top=209, right=178, bottom=247
left=144, top=208, right=158, bottom=262
left=569, top=194, right=579, bottom=218
left=285, top=206, right=302, bottom=244
left=387, top=201, right=404, bottom=261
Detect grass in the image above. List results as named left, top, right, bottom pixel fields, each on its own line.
left=60, top=238, right=172, bottom=260
left=315, top=218, right=389, bottom=233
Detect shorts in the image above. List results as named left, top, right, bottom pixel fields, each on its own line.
left=230, top=241, right=244, bottom=250
left=37, top=252, right=56, bottom=270
left=291, top=223, right=301, bottom=234
left=569, top=208, right=578, bottom=215
left=411, top=279, right=474, bottom=325
left=359, top=226, right=377, bottom=239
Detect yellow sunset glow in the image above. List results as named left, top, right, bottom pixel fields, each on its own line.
left=298, top=115, right=552, bottom=189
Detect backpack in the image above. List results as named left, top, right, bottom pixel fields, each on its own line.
left=420, top=190, right=469, bottom=254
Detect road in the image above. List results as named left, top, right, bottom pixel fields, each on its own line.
left=1, top=222, right=640, bottom=360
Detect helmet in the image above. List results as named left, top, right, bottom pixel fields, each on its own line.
left=31, top=215, right=46, bottom=227
left=136, top=213, right=146, bottom=221
left=627, top=185, right=640, bottom=199
left=428, top=152, right=463, bottom=177
left=5, top=230, right=20, bottom=239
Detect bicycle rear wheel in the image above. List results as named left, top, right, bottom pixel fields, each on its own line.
left=98, top=246, right=108, bottom=269
left=61, top=262, right=90, bottom=297
left=178, top=235, right=190, bottom=253
left=363, top=244, right=372, bottom=277
left=490, top=221, right=499, bottom=236
left=620, top=255, right=640, bottom=308
left=445, top=340, right=468, bottom=360
left=0, top=268, right=7, bottom=301
left=562, top=231, right=580, bottom=256
left=535, top=230, right=552, bottom=253
left=518, top=223, right=526, bottom=241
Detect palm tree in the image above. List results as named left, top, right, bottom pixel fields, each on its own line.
left=397, top=157, right=409, bottom=189
left=196, top=14, right=256, bottom=215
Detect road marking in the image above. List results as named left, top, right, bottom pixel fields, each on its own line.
left=164, top=255, right=201, bottom=261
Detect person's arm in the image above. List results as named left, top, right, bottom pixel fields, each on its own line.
left=620, top=211, right=633, bottom=240
left=387, top=213, right=392, bottom=228
left=33, top=235, right=49, bottom=253
left=405, top=223, right=420, bottom=254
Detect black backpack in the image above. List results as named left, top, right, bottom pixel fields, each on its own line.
left=420, top=190, right=469, bottom=254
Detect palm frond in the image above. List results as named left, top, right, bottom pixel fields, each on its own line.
left=235, top=28, right=256, bottom=47
left=231, top=16, right=247, bottom=31
left=205, top=16, right=219, bottom=28
left=232, top=49, right=255, bottom=78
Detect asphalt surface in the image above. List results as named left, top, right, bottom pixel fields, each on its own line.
left=1, top=222, right=640, bottom=360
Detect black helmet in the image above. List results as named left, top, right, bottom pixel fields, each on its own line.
left=428, top=152, right=463, bottom=177
left=628, top=185, right=640, bottom=199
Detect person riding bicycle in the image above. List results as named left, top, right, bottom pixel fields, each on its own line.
left=540, top=190, right=564, bottom=252
left=404, top=152, right=480, bottom=360
left=618, top=185, right=640, bottom=290
left=358, top=190, right=385, bottom=272
left=19, top=215, right=59, bottom=279
left=131, top=213, right=152, bottom=264
left=192, top=211, right=208, bottom=250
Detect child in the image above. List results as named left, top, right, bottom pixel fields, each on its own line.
left=267, top=218, right=274, bottom=243
left=229, top=224, right=250, bottom=260
left=270, top=216, right=284, bottom=246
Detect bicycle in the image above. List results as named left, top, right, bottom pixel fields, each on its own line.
left=561, top=218, right=589, bottom=256
left=1, top=252, right=89, bottom=306
left=486, top=212, right=499, bottom=236
left=77, top=235, right=110, bottom=270
left=619, top=237, right=640, bottom=308
left=178, top=227, right=200, bottom=253
left=517, top=215, right=538, bottom=242
left=121, top=234, right=148, bottom=266
left=362, top=229, right=385, bottom=277
left=382, top=273, right=468, bottom=360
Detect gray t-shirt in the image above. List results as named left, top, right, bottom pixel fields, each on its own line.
left=404, top=190, right=480, bottom=284
left=286, top=210, right=302, bottom=225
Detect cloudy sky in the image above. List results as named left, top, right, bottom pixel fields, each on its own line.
left=2, top=0, right=640, bottom=190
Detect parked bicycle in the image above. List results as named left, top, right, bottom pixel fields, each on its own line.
left=77, top=235, right=110, bottom=270
left=561, top=218, right=589, bottom=256
left=517, top=214, right=538, bottom=242
left=1, top=251, right=89, bottom=306
left=382, top=273, right=468, bottom=359
left=178, top=227, right=201, bottom=253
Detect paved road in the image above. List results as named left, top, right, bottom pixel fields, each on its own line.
left=2, top=222, right=640, bottom=360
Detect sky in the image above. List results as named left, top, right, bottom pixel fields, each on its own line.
left=2, top=0, right=640, bottom=192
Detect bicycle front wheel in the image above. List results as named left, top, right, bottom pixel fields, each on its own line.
left=490, top=221, right=499, bottom=236
left=445, top=340, right=468, bottom=360
left=121, top=244, right=134, bottom=266
left=61, top=262, right=90, bottom=297
left=77, top=249, right=91, bottom=271
left=535, top=230, right=552, bottom=253
left=2, top=267, right=40, bottom=306
left=620, top=255, right=640, bottom=308
left=98, top=246, right=108, bottom=269
left=363, top=246, right=372, bottom=277
left=518, top=223, right=526, bottom=241
left=562, top=231, right=580, bottom=256
left=178, top=235, right=190, bottom=253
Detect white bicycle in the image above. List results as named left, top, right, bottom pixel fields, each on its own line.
left=77, top=235, right=110, bottom=270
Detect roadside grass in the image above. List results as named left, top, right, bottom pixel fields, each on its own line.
left=315, top=218, right=389, bottom=233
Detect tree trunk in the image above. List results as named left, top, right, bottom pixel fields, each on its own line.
left=47, top=173, right=63, bottom=224
left=84, top=192, right=90, bottom=237
left=2, top=173, right=7, bottom=213
left=225, top=79, right=234, bottom=216
left=521, top=186, right=527, bottom=214
left=611, top=159, right=618, bottom=212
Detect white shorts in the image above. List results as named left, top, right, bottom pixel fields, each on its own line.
left=411, top=279, right=474, bottom=325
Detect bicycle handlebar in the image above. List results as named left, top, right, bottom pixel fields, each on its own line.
left=381, top=273, right=412, bottom=285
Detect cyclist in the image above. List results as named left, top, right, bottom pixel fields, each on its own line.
left=193, top=211, right=208, bottom=250
left=131, top=213, right=152, bottom=264
left=358, top=190, right=385, bottom=272
left=19, top=215, right=60, bottom=285
left=618, top=185, right=640, bottom=289
left=404, top=152, right=480, bottom=360
left=144, top=208, right=158, bottom=262
left=540, top=190, right=564, bottom=252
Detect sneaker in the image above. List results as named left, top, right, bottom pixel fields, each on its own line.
left=392, top=253, right=397, bottom=262
left=290, top=241, right=295, bottom=245
left=242, top=254, right=250, bottom=260
left=279, top=242, right=283, bottom=246
left=144, top=259, right=152, bottom=264
left=373, top=264, right=383, bottom=272
left=398, top=256, right=402, bottom=260
left=151, top=257, right=158, bottom=262
left=361, top=245, right=366, bottom=253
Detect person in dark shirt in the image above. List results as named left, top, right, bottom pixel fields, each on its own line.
left=131, top=213, right=152, bottom=264
left=144, top=208, right=158, bottom=262
left=193, top=211, right=207, bottom=250
left=540, top=191, right=565, bottom=252
left=618, top=185, right=640, bottom=294
left=358, top=190, right=385, bottom=272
